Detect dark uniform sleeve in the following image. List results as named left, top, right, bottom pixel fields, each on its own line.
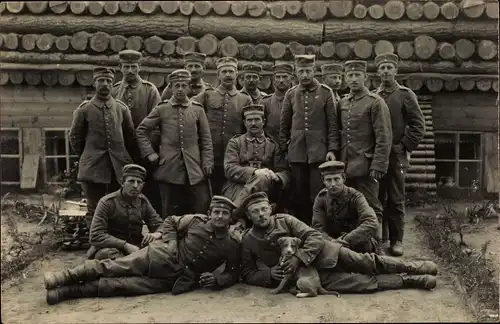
left=283, top=215, right=325, bottom=266
left=192, top=91, right=206, bottom=107
left=68, top=104, right=88, bottom=156
left=197, top=106, right=214, bottom=171
left=148, top=86, right=161, bottom=113
left=121, top=104, right=139, bottom=162
left=401, top=89, right=425, bottom=152
left=370, top=98, right=393, bottom=174
left=89, top=199, right=127, bottom=250
left=272, top=143, right=290, bottom=188
left=241, top=234, right=275, bottom=288
left=213, top=241, right=242, bottom=289
left=325, top=88, right=340, bottom=153
left=278, top=91, right=293, bottom=154
left=311, top=192, right=335, bottom=241
left=136, top=106, right=161, bottom=159
left=224, top=137, right=257, bottom=183
left=142, top=197, right=163, bottom=232
left=342, top=192, right=378, bottom=246
left=157, top=214, right=206, bottom=242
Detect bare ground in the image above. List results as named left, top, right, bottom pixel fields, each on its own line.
left=1, top=211, right=476, bottom=323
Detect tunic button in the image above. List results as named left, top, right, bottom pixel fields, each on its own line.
left=305, top=117, right=308, bottom=120
left=305, top=128, right=308, bottom=131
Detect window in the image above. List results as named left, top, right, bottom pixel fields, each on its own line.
left=0, top=128, right=22, bottom=184
left=44, top=128, right=78, bottom=184
left=435, top=132, right=482, bottom=189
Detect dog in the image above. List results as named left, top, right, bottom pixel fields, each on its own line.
left=270, top=236, right=340, bottom=298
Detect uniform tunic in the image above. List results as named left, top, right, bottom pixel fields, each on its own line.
left=240, top=88, right=269, bottom=104
left=312, top=186, right=378, bottom=253
left=263, top=92, right=286, bottom=143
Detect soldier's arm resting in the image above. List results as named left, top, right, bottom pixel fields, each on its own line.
left=89, top=199, right=128, bottom=250
left=143, top=198, right=164, bottom=233
left=284, top=215, right=325, bottom=266
left=136, top=106, right=161, bottom=159
left=278, top=92, right=293, bottom=154
left=198, top=108, right=214, bottom=171
left=342, top=192, right=378, bottom=246
left=68, top=105, right=88, bottom=156
left=311, top=194, right=335, bottom=241
left=401, top=89, right=425, bottom=152
left=326, top=89, right=340, bottom=154
left=156, top=214, right=205, bottom=242
left=224, top=138, right=257, bottom=183
left=272, top=145, right=291, bottom=188
left=370, top=98, right=393, bottom=174
left=213, top=242, right=242, bottom=289
left=241, top=235, right=276, bottom=288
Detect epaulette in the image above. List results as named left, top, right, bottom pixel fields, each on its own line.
left=112, top=81, right=122, bottom=87
left=367, top=92, right=381, bottom=99
left=191, top=99, right=203, bottom=107
left=320, top=83, right=334, bottom=92
left=101, top=190, right=120, bottom=201
left=229, top=133, right=246, bottom=141
left=317, top=188, right=328, bottom=196
left=115, top=99, right=129, bottom=108
left=76, top=100, right=90, bottom=109
left=397, top=84, right=413, bottom=92
left=141, top=79, right=155, bottom=87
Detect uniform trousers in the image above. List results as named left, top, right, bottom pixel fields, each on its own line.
left=290, top=162, right=323, bottom=225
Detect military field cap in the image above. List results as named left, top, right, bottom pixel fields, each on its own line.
left=216, top=57, right=238, bottom=69
left=272, top=62, right=294, bottom=75
left=119, top=49, right=143, bottom=63
left=93, top=67, right=115, bottom=81
left=168, top=69, right=191, bottom=83
left=294, top=54, right=316, bottom=68
left=242, top=192, right=270, bottom=210
left=184, top=52, right=207, bottom=64
left=242, top=104, right=265, bottom=117
left=319, top=161, right=346, bottom=175
left=345, top=60, right=367, bottom=73
left=210, top=195, right=238, bottom=210
left=321, top=63, right=344, bottom=76
left=241, top=62, right=262, bottom=75
left=122, top=164, right=147, bottom=181
left=375, top=52, right=399, bottom=67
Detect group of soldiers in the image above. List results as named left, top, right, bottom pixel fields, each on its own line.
left=42, top=48, right=430, bottom=305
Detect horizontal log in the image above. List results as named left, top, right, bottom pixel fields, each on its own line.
left=104, top=1, right=120, bottom=15
left=26, top=1, right=49, bottom=14
left=477, top=40, right=497, bottom=60
left=405, top=173, right=436, bottom=181
left=247, top=1, right=267, bottom=17
left=329, top=0, right=353, bottom=18
left=55, top=35, right=71, bottom=51
left=69, top=1, right=87, bottom=15
left=352, top=3, right=367, bottom=19
left=368, top=4, right=384, bottom=19
left=408, top=165, right=436, bottom=172
left=269, top=1, right=286, bottom=19
left=212, top=1, right=230, bottom=15
left=485, top=1, right=499, bottom=19
left=405, top=183, right=437, bottom=190
left=410, top=158, right=436, bottom=165
left=7, top=1, right=25, bottom=13
left=119, top=1, right=137, bottom=14
left=49, top=1, right=68, bottom=14
left=0, top=14, right=189, bottom=38
left=440, top=1, right=459, bottom=20
left=422, top=1, right=440, bottom=20
left=405, top=2, right=423, bottom=20
left=302, top=1, right=328, bottom=21
left=384, top=0, right=405, bottom=20
left=21, top=34, right=38, bottom=51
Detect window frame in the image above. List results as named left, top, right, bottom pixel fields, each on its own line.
left=0, top=127, right=22, bottom=185
left=43, top=127, right=78, bottom=185
left=434, top=131, right=483, bottom=189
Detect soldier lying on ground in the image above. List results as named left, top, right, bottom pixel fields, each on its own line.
left=241, top=192, right=438, bottom=294
left=44, top=196, right=241, bottom=305
left=312, top=161, right=378, bottom=253
left=87, top=164, right=164, bottom=261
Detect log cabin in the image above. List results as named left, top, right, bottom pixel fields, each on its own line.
left=0, top=0, right=498, bottom=197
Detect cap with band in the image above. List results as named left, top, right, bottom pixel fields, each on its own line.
left=210, top=195, right=238, bottom=211
left=242, top=104, right=265, bottom=118
left=345, top=60, right=367, bottom=73
left=294, top=54, right=316, bottom=68
left=122, top=164, right=147, bottom=181
left=216, top=57, right=238, bottom=69
left=93, top=67, right=115, bottom=81
left=168, top=69, right=191, bottom=83
left=241, top=62, right=262, bottom=75
left=118, top=50, right=143, bottom=63
left=272, top=62, right=294, bottom=75
left=375, top=53, right=399, bottom=67
left=241, top=192, right=270, bottom=210
left=184, top=52, right=207, bottom=64
left=318, top=161, right=346, bottom=175
left=321, top=63, right=344, bottom=76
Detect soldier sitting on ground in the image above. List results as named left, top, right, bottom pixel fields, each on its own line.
left=43, top=196, right=241, bottom=305
left=241, top=192, right=438, bottom=294
left=312, top=161, right=378, bottom=254
left=87, top=164, right=164, bottom=261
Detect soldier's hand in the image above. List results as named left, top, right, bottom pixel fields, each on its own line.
left=199, top=272, right=217, bottom=288
left=281, top=255, right=301, bottom=274
left=270, top=265, right=285, bottom=281
left=141, top=232, right=162, bottom=246
left=369, top=170, right=385, bottom=181
left=325, top=151, right=336, bottom=161
left=124, top=243, right=140, bottom=255
left=147, top=153, right=159, bottom=163
left=254, top=169, right=269, bottom=178
left=203, top=165, right=213, bottom=177
left=267, top=170, right=280, bottom=182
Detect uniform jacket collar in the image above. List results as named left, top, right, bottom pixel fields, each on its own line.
left=326, top=185, right=349, bottom=200
left=377, top=81, right=399, bottom=94
left=169, top=97, right=190, bottom=107
left=245, top=131, right=266, bottom=143
left=122, top=77, right=142, bottom=89
left=115, top=189, right=141, bottom=208
left=216, top=84, right=239, bottom=96
left=273, top=91, right=286, bottom=101
left=241, top=88, right=263, bottom=100
left=298, top=79, right=320, bottom=92
left=347, top=86, right=370, bottom=101
left=90, top=96, right=114, bottom=109
left=201, top=221, right=229, bottom=239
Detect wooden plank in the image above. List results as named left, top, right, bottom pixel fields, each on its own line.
left=0, top=85, right=89, bottom=103
left=0, top=102, right=81, bottom=116
left=20, top=154, right=40, bottom=189
left=0, top=115, right=74, bottom=128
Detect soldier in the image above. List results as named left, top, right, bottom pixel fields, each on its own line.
left=321, top=63, right=344, bottom=103
left=375, top=53, right=425, bottom=256
left=334, top=60, right=393, bottom=252
left=160, top=52, right=213, bottom=101
left=279, top=54, right=337, bottom=225
left=43, top=196, right=241, bottom=305
left=69, top=67, right=136, bottom=227
left=111, top=49, right=162, bottom=215
left=263, top=62, right=294, bottom=143
left=137, top=69, right=213, bottom=218
left=239, top=62, right=269, bottom=104
left=88, top=164, right=164, bottom=260
left=312, top=161, right=378, bottom=253
left=192, top=57, right=253, bottom=195
left=241, top=192, right=438, bottom=294
left=222, top=104, right=290, bottom=220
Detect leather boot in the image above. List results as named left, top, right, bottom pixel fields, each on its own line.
left=46, top=281, right=99, bottom=305
left=389, top=241, right=404, bottom=256
left=379, top=256, right=438, bottom=276
left=44, top=261, right=99, bottom=289
left=376, top=274, right=436, bottom=291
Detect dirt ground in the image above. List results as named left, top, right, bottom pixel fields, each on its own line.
left=1, top=208, right=477, bottom=324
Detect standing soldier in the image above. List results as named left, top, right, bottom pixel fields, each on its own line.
left=263, top=62, right=294, bottom=143
left=279, top=55, right=337, bottom=225
left=69, top=67, right=136, bottom=227
left=193, top=57, right=253, bottom=195
left=375, top=53, right=425, bottom=256
left=137, top=69, right=213, bottom=218
left=160, top=52, right=213, bottom=101
left=111, top=49, right=162, bottom=215
left=239, top=63, right=269, bottom=104
left=335, top=60, right=393, bottom=253
left=321, top=63, right=344, bottom=103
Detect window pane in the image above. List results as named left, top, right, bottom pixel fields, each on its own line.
left=436, top=161, right=456, bottom=187
left=45, top=131, right=66, bottom=156
left=46, top=157, right=68, bottom=182
left=458, top=162, right=481, bottom=188
left=435, top=133, right=456, bottom=160
left=459, top=133, right=481, bottom=160
left=0, top=157, right=20, bottom=182
left=0, top=130, right=20, bottom=155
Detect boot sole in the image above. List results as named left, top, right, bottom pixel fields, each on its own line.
left=424, top=276, right=437, bottom=290
left=44, top=273, right=60, bottom=290
left=46, top=289, right=59, bottom=305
